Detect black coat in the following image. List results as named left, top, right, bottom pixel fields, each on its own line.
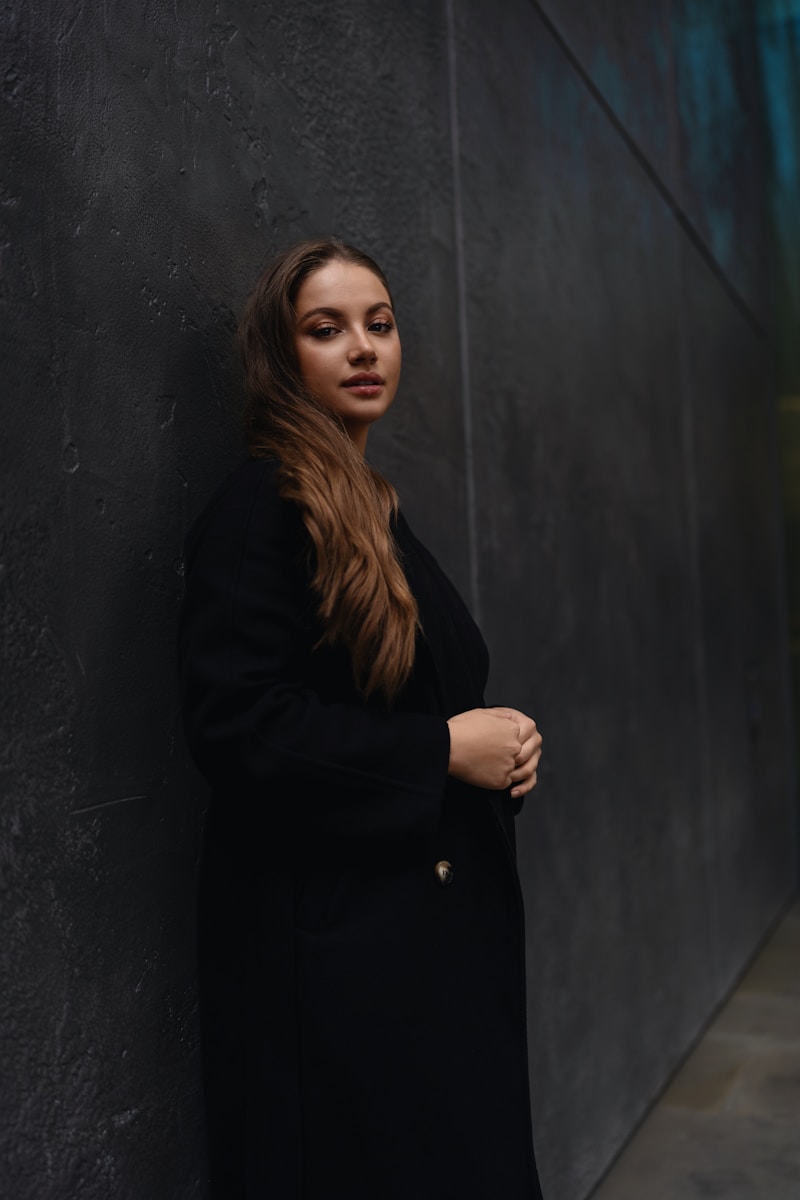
left=178, top=457, right=542, bottom=1200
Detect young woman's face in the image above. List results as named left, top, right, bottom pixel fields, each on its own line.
left=293, top=259, right=401, bottom=453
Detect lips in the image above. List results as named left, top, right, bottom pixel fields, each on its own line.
left=342, top=372, right=384, bottom=397
left=343, top=372, right=384, bottom=387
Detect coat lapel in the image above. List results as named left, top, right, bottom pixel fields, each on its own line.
left=394, top=513, right=489, bottom=716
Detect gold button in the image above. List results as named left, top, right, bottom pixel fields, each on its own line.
left=434, top=860, right=454, bottom=886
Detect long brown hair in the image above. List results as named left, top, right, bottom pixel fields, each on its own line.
left=238, top=238, right=418, bottom=705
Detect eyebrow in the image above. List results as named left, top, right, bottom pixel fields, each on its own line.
left=296, top=300, right=394, bottom=322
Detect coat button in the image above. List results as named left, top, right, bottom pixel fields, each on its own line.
left=434, top=860, right=454, bottom=886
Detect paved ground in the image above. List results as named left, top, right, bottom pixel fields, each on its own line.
left=592, top=899, right=800, bottom=1200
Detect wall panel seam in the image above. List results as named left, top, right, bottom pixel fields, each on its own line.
left=445, top=0, right=481, bottom=623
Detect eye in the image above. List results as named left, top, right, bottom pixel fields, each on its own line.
left=309, top=324, right=339, bottom=339
left=368, top=319, right=394, bottom=334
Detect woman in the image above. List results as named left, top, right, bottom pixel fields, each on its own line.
left=179, top=238, right=544, bottom=1199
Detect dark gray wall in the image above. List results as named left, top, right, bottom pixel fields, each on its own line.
left=764, top=1, right=800, bottom=855
left=1, top=3, right=796, bottom=1199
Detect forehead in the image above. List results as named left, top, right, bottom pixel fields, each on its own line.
left=294, top=260, right=391, bottom=312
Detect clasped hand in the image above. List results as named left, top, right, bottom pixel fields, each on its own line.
left=446, top=707, right=542, bottom=799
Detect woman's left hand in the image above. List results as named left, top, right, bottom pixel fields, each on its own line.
left=487, top=707, right=542, bottom=799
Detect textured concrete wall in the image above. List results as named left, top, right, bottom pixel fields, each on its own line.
left=762, top=1, right=800, bottom=856
left=1, top=2, right=795, bottom=1199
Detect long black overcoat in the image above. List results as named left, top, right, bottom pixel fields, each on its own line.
left=178, top=457, right=542, bottom=1200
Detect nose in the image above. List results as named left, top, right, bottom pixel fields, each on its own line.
left=347, top=329, right=377, bottom=364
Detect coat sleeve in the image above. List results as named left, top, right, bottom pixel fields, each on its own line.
left=178, top=460, right=450, bottom=845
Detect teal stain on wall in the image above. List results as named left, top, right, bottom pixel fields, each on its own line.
left=673, top=0, right=753, bottom=279
left=648, top=22, right=669, bottom=75
left=755, top=2, right=800, bottom=389
left=758, top=18, right=800, bottom=187
left=590, top=47, right=628, bottom=119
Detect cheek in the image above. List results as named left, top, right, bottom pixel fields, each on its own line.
left=385, top=340, right=401, bottom=374
left=296, top=344, right=329, bottom=387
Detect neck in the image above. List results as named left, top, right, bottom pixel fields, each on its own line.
left=345, top=422, right=368, bottom=455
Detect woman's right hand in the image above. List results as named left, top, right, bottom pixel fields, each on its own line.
left=446, top=708, right=522, bottom=790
